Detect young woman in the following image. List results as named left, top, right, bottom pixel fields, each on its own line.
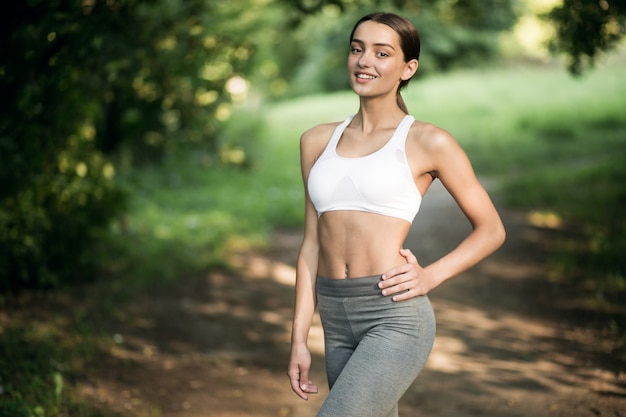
left=287, top=12, right=505, bottom=417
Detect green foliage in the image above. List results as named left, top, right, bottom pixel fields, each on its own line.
left=283, top=0, right=626, bottom=78
left=0, top=0, right=524, bottom=291
left=96, top=106, right=301, bottom=289
left=1, top=0, right=622, bottom=300
left=0, top=0, right=273, bottom=291
left=0, top=156, right=127, bottom=292
left=279, top=0, right=519, bottom=96
left=0, top=0, right=269, bottom=159
left=546, top=0, right=626, bottom=74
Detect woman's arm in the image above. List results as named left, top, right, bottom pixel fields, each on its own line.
left=380, top=127, right=505, bottom=300
left=287, top=127, right=328, bottom=400
left=288, top=198, right=320, bottom=399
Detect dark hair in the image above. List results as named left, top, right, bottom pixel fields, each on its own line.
left=350, top=12, right=421, bottom=113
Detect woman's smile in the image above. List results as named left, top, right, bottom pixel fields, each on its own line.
left=355, top=72, right=377, bottom=82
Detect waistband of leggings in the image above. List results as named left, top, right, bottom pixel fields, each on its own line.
left=316, top=275, right=382, bottom=297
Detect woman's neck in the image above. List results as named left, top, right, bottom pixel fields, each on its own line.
left=354, top=98, right=406, bottom=133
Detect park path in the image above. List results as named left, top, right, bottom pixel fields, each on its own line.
left=75, top=180, right=626, bottom=416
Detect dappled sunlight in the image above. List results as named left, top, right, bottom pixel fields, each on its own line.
left=479, top=257, right=545, bottom=281
left=428, top=297, right=560, bottom=381
left=64, top=252, right=328, bottom=417
left=230, top=252, right=297, bottom=286
left=70, top=181, right=626, bottom=416
left=528, top=210, right=563, bottom=229
left=4, top=218, right=625, bottom=416
left=227, top=251, right=326, bottom=356
left=415, top=279, right=626, bottom=414
left=427, top=336, right=468, bottom=373
left=504, top=0, right=560, bottom=59
left=399, top=175, right=626, bottom=414
left=226, top=75, right=249, bottom=102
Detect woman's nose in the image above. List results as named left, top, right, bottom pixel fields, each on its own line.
left=358, top=52, right=372, bottom=67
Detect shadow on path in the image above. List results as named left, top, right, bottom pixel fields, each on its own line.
left=402, top=180, right=626, bottom=417
left=61, top=180, right=626, bottom=417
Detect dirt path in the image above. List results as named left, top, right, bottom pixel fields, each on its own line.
left=76, top=181, right=626, bottom=417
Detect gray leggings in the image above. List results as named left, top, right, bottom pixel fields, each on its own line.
left=316, top=275, right=436, bottom=417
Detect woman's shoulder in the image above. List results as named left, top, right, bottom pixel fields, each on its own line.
left=407, top=118, right=459, bottom=152
left=299, top=121, right=345, bottom=169
left=300, top=120, right=343, bottom=149
left=302, top=121, right=342, bottom=139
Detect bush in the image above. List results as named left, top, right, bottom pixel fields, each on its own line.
left=0, top=149, right=127, bottom=292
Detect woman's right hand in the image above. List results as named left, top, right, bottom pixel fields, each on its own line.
left=288, top=344, right=319, bottom=400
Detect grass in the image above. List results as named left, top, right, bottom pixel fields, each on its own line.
left=0, top=300, right=114, bottom=417
left=1, top=61, right=625, bottom=416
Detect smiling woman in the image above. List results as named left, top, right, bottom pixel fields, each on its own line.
left=348, top=13, right=420, bottom=113
left=287, top=12, right=505, bottom=417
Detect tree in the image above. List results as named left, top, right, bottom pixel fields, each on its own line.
left=0, top=0, right=272, bottom=290
left=0, top=0, right=532, bottom=291
left=547, top=0, right=626, bottom=74
left=277, top=0, right=520, bottom=96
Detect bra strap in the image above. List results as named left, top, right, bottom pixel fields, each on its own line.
left=327, top=114, right=354, bottom=148
left=388, top=115, right=415, bottom=146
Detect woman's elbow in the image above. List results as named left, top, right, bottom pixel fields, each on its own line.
left=476, top=215, right=505, bottom=254
left=491, top=218, right=506, bottom=251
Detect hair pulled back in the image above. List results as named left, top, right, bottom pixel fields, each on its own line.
left=349, top=12, right=421, bottom=113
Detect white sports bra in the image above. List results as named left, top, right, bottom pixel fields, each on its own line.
left=307, top=114, right=422, bottom=224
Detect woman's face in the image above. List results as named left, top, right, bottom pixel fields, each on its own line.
left=348, top=21, right=416, bottom=99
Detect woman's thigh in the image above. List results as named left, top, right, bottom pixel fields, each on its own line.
left=318, top=291, right=436, bottom=417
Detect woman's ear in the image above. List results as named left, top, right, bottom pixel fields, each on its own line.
left=401, top=59, right=419, bottom=81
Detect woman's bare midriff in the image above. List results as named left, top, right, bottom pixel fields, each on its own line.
left=317, top=211, right=412, bottom=279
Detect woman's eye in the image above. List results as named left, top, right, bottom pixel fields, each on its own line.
left=377, top=51, right=389, bottom=57
left=351, top=47, right=362, bottom=53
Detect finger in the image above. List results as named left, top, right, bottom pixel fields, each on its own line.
left=288, top=367, right=308, bottom=400
left=380, top=263, right=413, bottom=282
left=306, top=380, right=319, bottom=393
left=387, top=279, right=419, bottom=300
left=381, top=278, right=414, bottom=297
left=381, top=249, right=418, bottom=281
left=392, top=282, right=430, bottom=301
left=399, top=248, right=419, bottom=265
left=299, top=369, right=310, bottom=393
left=391, top=289, right=414, bottom=302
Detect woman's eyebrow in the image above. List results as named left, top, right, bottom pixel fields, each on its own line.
left=351, top=38, right=396, bottom=50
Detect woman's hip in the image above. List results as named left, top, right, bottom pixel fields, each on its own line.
left=316, top=275, right=436, bottom=336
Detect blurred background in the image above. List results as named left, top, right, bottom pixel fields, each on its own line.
left=1, top=0, right=625, bottom=416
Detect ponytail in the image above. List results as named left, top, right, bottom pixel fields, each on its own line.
left=397, top=59, right=413, bottom=114
left=397, top=90, right=408, bottom=114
